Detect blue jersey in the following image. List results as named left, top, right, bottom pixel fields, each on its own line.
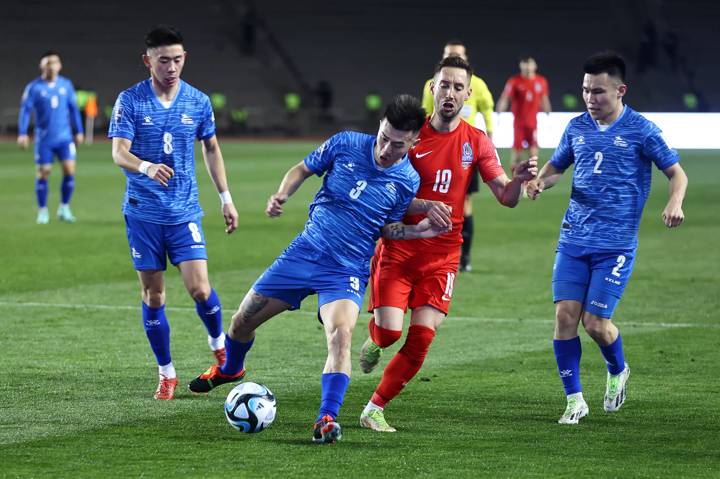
left=550, top=106, right=679, bottom=250
left=301, top=131, right=420, bottom=272
left=108, top=79, right=216, bottom=225
left=18, top=75, right=83, bottom=145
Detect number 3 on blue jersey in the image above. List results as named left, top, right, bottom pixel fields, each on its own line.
left=349, top=180, right=367, bottom=199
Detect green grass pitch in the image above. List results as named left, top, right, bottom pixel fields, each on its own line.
left=0, top=141, right=718, bottom=478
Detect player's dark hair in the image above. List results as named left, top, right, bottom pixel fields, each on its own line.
left=445, top=38, right=466, bottom=49
left=519, top=55, right=535, bottom=63
left=40, top=50, right=60, bottom=60
left=383, top=94, right=426, bottom=132
left=434, top=55, right=474, bottom=80
left=145, top=25, right=184, bottom=49
left=583, top=51, right=626, bottom=82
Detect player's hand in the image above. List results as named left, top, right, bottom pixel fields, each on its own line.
left=222, top=202, right=239, bottom=234
left=74, top=133, right=85, bottom=145
left=526, top=179, right=544, bottom=200
left=662, top=202, right=684, bottom=228
left=266, top=193, right=288, bottom=217
left=17, top=135, right=29, bottom=149
left=424, top=200, right=452, bottom=229
left=146, top=163, right=174, bottom=187
left=512, top=156, right=538, bottom=182
left=416, top=217, right=452, bottom=238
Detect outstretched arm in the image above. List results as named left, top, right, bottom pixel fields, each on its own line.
left=266, top=161, right=315, bottom=217
left=202, top=135, right=238, bottom=234
left=661, top=163, right=687, bottom=228
left=485, top=156, right=539, bottom=207
left=381, top=217, right=451, bottom=240
left=526, top=161, right=565, bottom=200
left=111, top=137, right=174, bottom=187
left=405, top=199, right=452, bottom=229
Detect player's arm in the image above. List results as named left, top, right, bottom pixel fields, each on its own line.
left=405, top=199, right=452, bottom=229
left=111, top=137, right=174, bottom=187
left=661, top=163, right=687, bottom=228
left=381, top=218, right=450, bottom=240
left=67, top=82, right=84, bottom=144
left=541, top=94, right=552, bottom=114
left=17, top=86, right=32, bottom=149
left=485, top=157, right=539, bottom=207
left=201, top=135, right=238, bottom=234
left=526, top=161, right=564, bottom=200
left=266, top=161, right=314, bottom=218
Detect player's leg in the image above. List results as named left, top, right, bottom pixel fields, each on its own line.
left=177, top=259, right=226, bottom=364
left=137, top=269, right=177, bottom=400
left=34, top=144, right=52, bottom=224
left=583, top=250, right=636, bottom=412
left=360, top=306, right=404, bottom=374
left=56, top=142, right=77, bottom=222
left=313, top=298, right=359, bottom=443
left=552, top=248, right=591, bottom=424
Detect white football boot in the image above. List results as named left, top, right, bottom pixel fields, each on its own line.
left=604, top=363, right=630, bottom=412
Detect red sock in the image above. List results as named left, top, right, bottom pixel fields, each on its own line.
left=371, top=325, right=436, bottom=408
left=368, top=317, right=402, bottom=348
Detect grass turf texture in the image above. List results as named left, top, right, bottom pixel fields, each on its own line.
left=0, top=141, right=718, bottom=478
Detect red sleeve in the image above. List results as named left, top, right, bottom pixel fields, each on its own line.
left=542, top=76, right=549, bottom=96
left=476, top=136, right=505, bottom=182
left=502, top=77, right=515, bottom=97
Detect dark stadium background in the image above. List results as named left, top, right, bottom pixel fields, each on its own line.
left=1, top=0, right=717, bottom=136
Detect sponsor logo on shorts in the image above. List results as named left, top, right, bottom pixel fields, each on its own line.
left=590, top=300, right=608, bottom=309
left=190, top=245, right=206, bottom=249
left=604, top=277, right=621, bottom=285
left=131, top=247, right=142, bottom=259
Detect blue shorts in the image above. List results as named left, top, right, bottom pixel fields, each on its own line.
left=552, top=243, right=636, bottom=319
left=35, top=140, right=76, bottom=165
left=124, top=215, right=208, bottom=271
left=253, top=237, right=368, bottom=311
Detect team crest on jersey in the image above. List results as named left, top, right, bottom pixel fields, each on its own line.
left=461, top=142, right=473, bottom=169
left=59, top=87, right=67, bottom=95
left=181, top=113, right=194, bottom=125
left=613, top=136, right=628, bottom=148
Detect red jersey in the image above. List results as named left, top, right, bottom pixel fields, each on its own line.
left=502, top=74, right=549, bottom=127
left=383, top=118, right=505, bottom=253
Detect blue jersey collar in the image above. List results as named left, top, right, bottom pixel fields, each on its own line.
left=593, top=104, right=627, bottom=132
left=145, top=78, right=184, bottom=110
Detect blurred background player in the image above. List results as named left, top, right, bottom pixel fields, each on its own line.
left=526, top=51, right=687, bottom=424
left=358, top=56, right=538, bottom=432
left=188, top=95, right=451, bottom=444
left=18, top=51, right=84, bottom=224
left=496, top=56, right=551, bottom=170
left=108, top=25, right=239, bottom=400
left=422, top=39, right=495, bottom=272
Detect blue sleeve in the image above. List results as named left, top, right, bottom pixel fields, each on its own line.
left=387, top=173, right=419, bottom=223
left=304, top=132, right=345, bottom=176
left=18, top=84, right=33, bottom=135
left=66, top=81, right=84, bottom=135
left=197, top=95, right=216, bottom=140
left=108, top=91, right=135, bottom=141
left=549, top=126, right=574, bottom=171
left=643, top=124, right=679, bottom=171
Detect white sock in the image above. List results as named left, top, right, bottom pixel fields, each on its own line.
left=567, top=392, right=584, bottom=402
left=363, top=401, right=383, bottom=414
left=159, top=362, right=176, bottom=379
left=208, top=332, right=225, bottom=351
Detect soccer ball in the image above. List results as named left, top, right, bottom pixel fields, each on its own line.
left=224, top=382, right=277, bottom=433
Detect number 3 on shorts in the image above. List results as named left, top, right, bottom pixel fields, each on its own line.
left=188, top=222, right=202, bottom=242
left=349, top=276, right=360, bottom=291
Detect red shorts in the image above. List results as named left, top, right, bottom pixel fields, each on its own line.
left=513, top=124, right=538, bottom=150
left=368, top=242, right=460, bottom=315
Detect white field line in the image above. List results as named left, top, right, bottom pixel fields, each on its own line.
left=0, top=300, right=714, bottom=329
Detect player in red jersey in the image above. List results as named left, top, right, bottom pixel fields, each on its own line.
left=358, top=55, right=538, bottom=432
left=497, top=56, right=551, bottom=168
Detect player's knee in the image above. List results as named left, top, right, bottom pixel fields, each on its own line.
left=327, top=325, right=353, bottom=353
left=555, top=307, right=580, bottom=335
left=189, top=285, right=211, bottom=303
left=36, top=168, right=51, bottom=180
left=143, top=289, right=165, bottom=308
left=370, top=321, right=402, bottom=348
left=583, top=317, right=614, bottom=344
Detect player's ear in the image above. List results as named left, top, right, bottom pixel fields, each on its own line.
left=429, top=80, right=436, bottom=96
left=617, top=83, right=627, bottom=99
left=142, top=54, right=151, bottom=69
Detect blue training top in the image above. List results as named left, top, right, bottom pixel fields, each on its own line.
left=550, top=105, right=679, bottom=251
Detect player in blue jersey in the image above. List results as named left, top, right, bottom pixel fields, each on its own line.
left=188, top=94, right=452, bottom=444
left=18, top=51, right=84, bottom=224
left=108, top=25, right=239, bottom=401
left=526, top=51, right=687, bottom=424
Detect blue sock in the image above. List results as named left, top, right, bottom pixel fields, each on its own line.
left=142, top=302, right=171, bottom=366
left=195, top=289, right=223, bottom=339
left=599, top=334, right=626, bottom=375
left=221, top=335, right=254, bottom=375
left=553, top=337, right=582, bottom=395
left=35, top=178, right=48, bottom=208
left=60, top=175, right=74, bottom=204
left=316, top=373, right=350, bottom=423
